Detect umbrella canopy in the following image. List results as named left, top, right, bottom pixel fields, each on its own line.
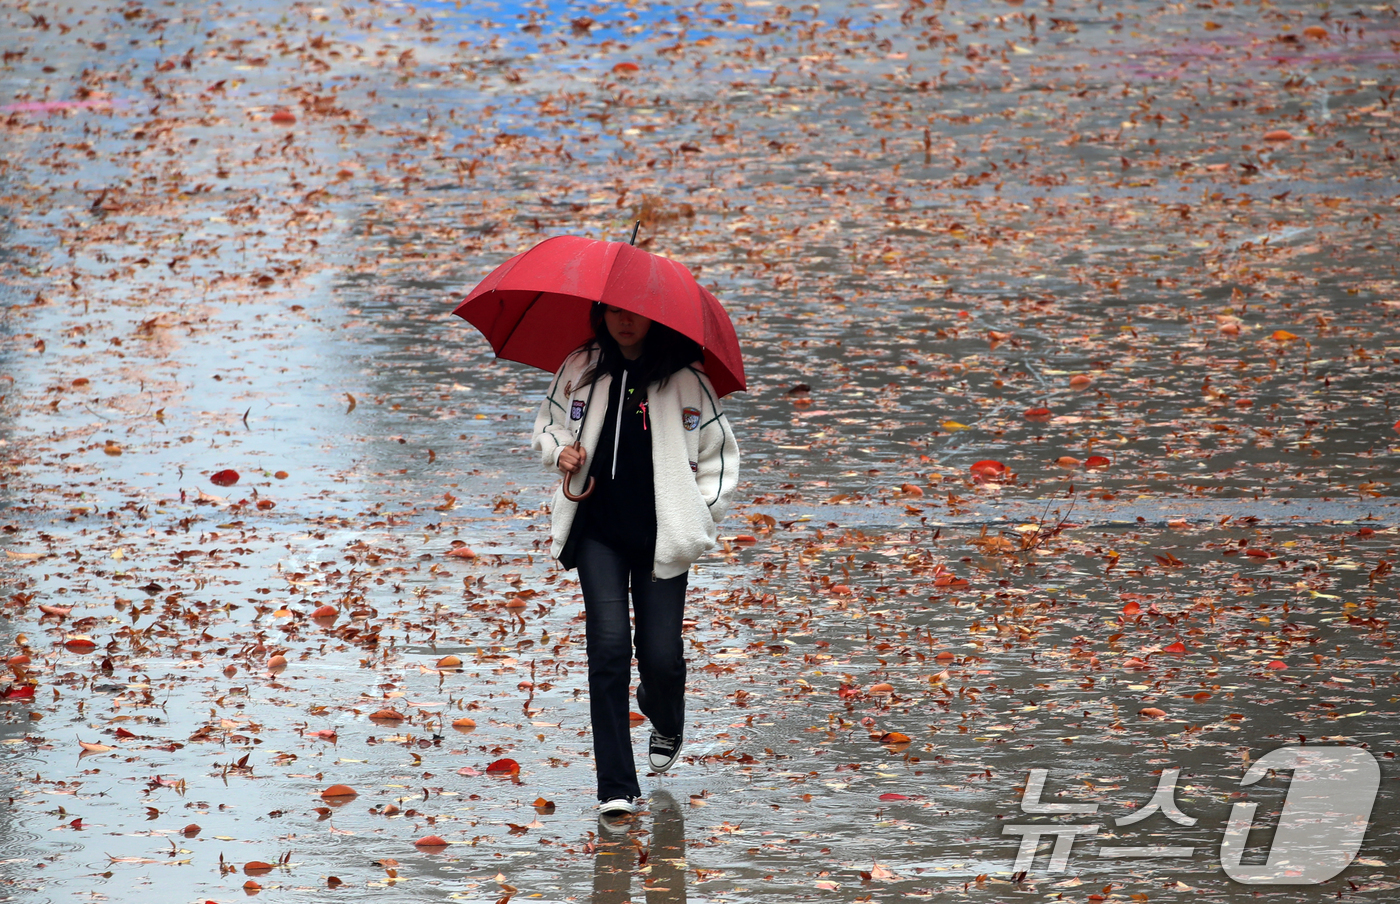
left=453, top=235, right=746, bottom=397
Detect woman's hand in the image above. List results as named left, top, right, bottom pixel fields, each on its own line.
left=558, top=445, right=587, bottom=475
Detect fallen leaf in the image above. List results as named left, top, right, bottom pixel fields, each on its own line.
left=369, top=709, right=406, bottom=722
left=414, top=834, right=449, bottom=848
left=210, top=469, right=239, bottom=487
left=321, top=784, right=357, bottom=798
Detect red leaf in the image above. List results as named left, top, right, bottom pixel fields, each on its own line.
left=1023, top=407, right=1052, bottom=421
left=485, top=758, right=520, bottom=774
left=878, top=793, right=911, bottom=801
left=1266, top=660, right=1287, bottom=670
left=1084, top=455, right=1111, bottom=469
left=611, top=62, right=640, bottom=73
left=970, top=460, right=1007, bottom=481
left=1162, top=641, right=1187, bottom=655
left=1244, top=548, right=1271, bottom=559
left=210, top=469, right=239, bottom=487
left=1122, top=601, right=1141, bottom=616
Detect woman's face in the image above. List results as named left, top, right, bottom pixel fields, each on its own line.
left=603, top=305, right=651, bottom=359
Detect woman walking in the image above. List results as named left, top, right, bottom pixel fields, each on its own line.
left=532, top=303, right=739, bottom=819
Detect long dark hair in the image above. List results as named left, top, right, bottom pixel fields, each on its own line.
left=576, top=303, right=703, bottom=390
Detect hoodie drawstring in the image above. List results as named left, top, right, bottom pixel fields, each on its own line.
left=611, top=368, right=627, bottom=481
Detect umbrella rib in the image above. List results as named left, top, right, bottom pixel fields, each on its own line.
left=498, top=290, right=547, bottom=357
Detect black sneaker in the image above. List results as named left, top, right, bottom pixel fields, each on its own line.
left=648, top=731, right=682, bottom=772
left=598, top=797, right=639, bottom=817
left=598, top=797, right=638, bottom=836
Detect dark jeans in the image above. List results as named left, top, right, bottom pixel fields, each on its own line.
left=576, top=535, right=687, bottom=802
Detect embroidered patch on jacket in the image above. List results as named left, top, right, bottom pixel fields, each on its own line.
left=570, top=399, right=587, bottom=420
left=682, top=407, right=701, bottom=431
left=689, top=460, right=698, bottom=473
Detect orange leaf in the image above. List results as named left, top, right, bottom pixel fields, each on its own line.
left=1055, top=456, right=1080, bottom=469
left=869, top=683, right=895, bottom=695
left=1023, top=407, right=1052, bottom=421
left=1270, top=330, right=1298, bottom=341
left=1303, top=25, right=1328, bottom=39
left=79, top=740, right=114, bottom=753
left=446, top=546, right=477, bottom=558
left=270, top=109, right=296, bottom=124
left=1138, top=707, right=1167, bottom=719
left=451, top=717, right=477, bottom=730
left=244, top=861, right=275, bottom=874
left=1069, top=374, right=1093, bottom=388
left=1245, top=548, right=1271, bottom=558
left=1122, top=601, right=1141, bottom=616
left=311, top=605, right=339, bottom=618
left=880, top=731, right=911, bottom=745
left=414, top=834, right=449, bottom=848
left=1263, top=129, right=1294, bottom=142
left=369, top=708, right=406, bottom=722
left=321, top=784, right=357, bottom=798
left=436, top=655, right=463, bottom=669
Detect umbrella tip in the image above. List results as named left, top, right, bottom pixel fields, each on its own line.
left=629, top=220, right=641, bottom=246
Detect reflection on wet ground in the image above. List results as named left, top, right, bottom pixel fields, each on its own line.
left=1, top=0, right=1398, bottom=901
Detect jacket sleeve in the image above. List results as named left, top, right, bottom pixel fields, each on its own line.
left=532, top=359, right=577, bottom=472
left=691, top=370, right=740, bottom=523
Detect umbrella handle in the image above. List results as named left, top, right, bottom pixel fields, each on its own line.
left=560, top=442, right=594, bottom=501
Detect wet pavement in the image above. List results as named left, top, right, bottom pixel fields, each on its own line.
left=1, top=0, right=1398, bottom=901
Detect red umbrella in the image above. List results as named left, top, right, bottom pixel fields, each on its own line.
left=452, top=235, right=746, bottom=397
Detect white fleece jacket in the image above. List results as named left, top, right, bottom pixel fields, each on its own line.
left=532, top=345, right=740, bottom=580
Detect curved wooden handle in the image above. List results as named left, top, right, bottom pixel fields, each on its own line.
left=562, top=473, right=595, bottom=501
